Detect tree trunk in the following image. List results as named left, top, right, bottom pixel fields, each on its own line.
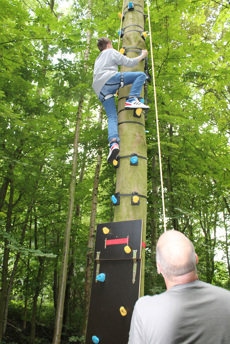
left=29, top=257, right=44, bottom=344
left=150, top=153, right=158, bottom=290
left=0, top=143, right=23, bottom=212
left=224, top=211, right=230, bottom=277
left=114, top=0, right=147, bottom=296
left=83, top=106, right=103, bottom=335
left=52, top=98, right=83, bottom=344
left=0, top=182, right=14, bottom=340
left=62, top=243, right=74, bottom=330
left=29, top=208, right=44, bottom=344
left=52, top=0, right=91, bottom=341
left=167, top=123, right=179, bottom=230
left=3, top=205, right=32, bottom=334
left=75, top=142, right=88, bottom=219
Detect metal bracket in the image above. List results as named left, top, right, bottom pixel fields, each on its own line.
left=132, top=250, right=137, bottom=284
left=95, top=251, right=100, bottom=282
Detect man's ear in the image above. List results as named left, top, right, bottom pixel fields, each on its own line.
left=195, top=253, right=199, bottom=264
left=156, top=262, right=161, bottom=274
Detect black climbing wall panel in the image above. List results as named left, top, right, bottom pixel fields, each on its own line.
left=85, top=219, right=143, bottom=344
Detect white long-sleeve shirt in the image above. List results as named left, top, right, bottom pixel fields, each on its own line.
left=92, top=48, right=139, bottom=97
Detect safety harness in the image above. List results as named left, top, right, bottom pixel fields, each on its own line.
left=100, top=73, right=124, bottom=103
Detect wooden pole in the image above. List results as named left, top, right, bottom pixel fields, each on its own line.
left=114, top=0, right=147, bottom=296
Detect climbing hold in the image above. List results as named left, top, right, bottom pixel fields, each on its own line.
left=111, top=195, right=118, bottom=205
left=128, top=1, right=134, bottom=10
left=133, top=195, right=139, bottom=204
left=113, top=159, right=119, bottom=168
left=111, top=193, right=120, bottom=206
left=131, top=193, right=140, bottom=205
left=120, top=306, right=128, bottom=316
left=102, top=227, right=110, bottom=235
left=140, top=98, right=144, bottom=103
left=118, top=29, right=124, bottom=37
left=92, top=336, right=100, bottom=344
left=118, top=12, right=122, bottom=19
left=96, top=273, right=106, bottom=283
left=124, top=245, right=132, bottom=254
left=134, top=108, right=142, bottom=117
left=120, top=47, right=126, bottom=55
left=141, top=31, right=148, bottom=40
left=130, top=155, right=138, bottom=166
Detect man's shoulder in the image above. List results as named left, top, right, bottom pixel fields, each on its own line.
left=205, top=281, right=230, bottom=297
left=136, top=292, right=166, bottom=308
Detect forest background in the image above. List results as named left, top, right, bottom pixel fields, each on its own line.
left=0, top=0, right=230, bottom=343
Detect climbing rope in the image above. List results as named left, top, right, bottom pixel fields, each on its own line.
left=146, top=0, right=167, bottom=232
left=118, top=0, right=125, bottom=51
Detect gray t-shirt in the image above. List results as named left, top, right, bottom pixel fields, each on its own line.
left=128, top=280, right=230, bottom=344
left=92, top=48, right=139, bottom=97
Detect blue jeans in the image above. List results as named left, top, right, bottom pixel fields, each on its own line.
left=99, top=72, right=146, bottom=143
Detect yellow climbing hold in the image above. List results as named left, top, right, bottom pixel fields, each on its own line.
left=120, top=48, right=125, bottom=55
left=142, top=31, right=148, bottom=39
left=124, top=245, right=132, bottom=254
left=102, top=227, right=110, bottom=235
left=133, top=195, right=140, bottom=204
left=113, top=159, right=118, bottom=167
left=136, top=108, right=142, bottom=116
left=118, top=12, right=122, bottom=19
left=120, top=306, right=127, bottom=316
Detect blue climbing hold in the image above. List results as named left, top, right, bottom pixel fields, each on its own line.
left=111, top=195, right=118, bottom=204
left=128, top=2, right=134, bottom=10
left=92, top=335, right=100, bottom=344
left=140, top=98, right=144, bottom=103
left=96, top=273, right=106, bottom=283
left=130, top=156, right=138, bottom=165
left=118, top=29, right=124, bottom=37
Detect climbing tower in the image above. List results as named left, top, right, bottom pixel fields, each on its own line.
left=114, top=0, right=147, bottom=296
left=86, top=1, right=148, bottom=343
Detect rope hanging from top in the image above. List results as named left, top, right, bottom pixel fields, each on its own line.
left=146, top=0, right=167, bottom=233
left=118, top=0, right=125, bottom=51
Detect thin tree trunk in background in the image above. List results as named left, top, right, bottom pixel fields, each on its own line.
left=150, top=153, right=158, bottom=290
left=63, top=141, right=89, bottom=328
left=0, top=143, right=23, bottom=212
left=0, top=182, right=14, bottom=340
left=53, top=194, right=62, bottom=313
left=114, top=0, right=147, bottom=296
left=200, top=202, right=218, bottom=283
left=83, top=106, right=103, bottom=335
left=75, top=142, right=88, bottom=219
left=23, top=242, right=31, bottom=329
left=167, top=123, right=178, bottom=231
left=52, top=98, right=83, bottom=344
left=52, top=0, right=91, bottom=341
left=62, top=242, right=74, bottom=329
left=29, top=209, right=45, bottom=344
left=3, top=205, right=32, bottom=334
left=223, top=196, right=230, bottom=216
left=29, top=257, right=44, bottom=344
left=224, top=211, right=230, bottom=276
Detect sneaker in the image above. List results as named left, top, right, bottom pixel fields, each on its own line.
left=125, top=97, right=150, bottom=109
left=107, top=142, right=120, bottom=164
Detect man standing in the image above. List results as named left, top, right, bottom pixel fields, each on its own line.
left=93, top=37, right=149, bottom=163
left=128, top=230, right=230, bottom=344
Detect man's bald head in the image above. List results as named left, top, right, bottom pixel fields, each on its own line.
left=156, top=230, right=197, bottom=282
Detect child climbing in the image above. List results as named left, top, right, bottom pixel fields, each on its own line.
left=92, top=37, right=149, bottom=163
